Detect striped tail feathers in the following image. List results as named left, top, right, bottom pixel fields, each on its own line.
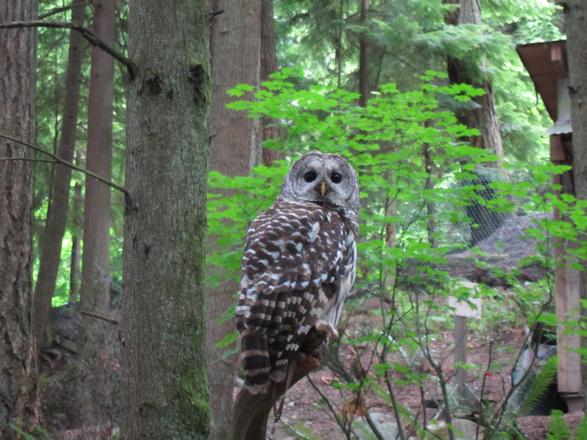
left=240, top=331, right=272, bottom=395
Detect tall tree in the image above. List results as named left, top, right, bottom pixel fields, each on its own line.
left=445, top=0, right=504, bottom=161
left=260, top=0, right=282, bottom=165
left=80, top=0, right=115, bottom=317
left=208, top=1, right=262, bottom=437
left=75, top=0, right=117, bottom=430
left=122, top=0, right=211, bottom=437
left=0, top=0, right=39, bottom=437
left=564, top=0, right=587, bottom=409
left=358, top=0, right=369, bottom=107
left=33, top=0, right=87, bottom=346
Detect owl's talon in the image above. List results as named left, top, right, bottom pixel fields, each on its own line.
left=315, top=321, right=339, bottom=341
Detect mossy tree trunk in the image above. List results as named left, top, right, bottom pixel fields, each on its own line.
left=122, top=0, right=211, bottom=438
left=0, top=0, right=39, bottom=437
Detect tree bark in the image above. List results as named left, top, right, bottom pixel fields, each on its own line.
left=80, top=0, right=115, bottom=316
left=122, top=0, right=211, bottom=438
left=70, top=181, right=83, bottom=302
left=74, top=0, right=116, bottom=432
left=260, top=0, right=282, bottom=166
left=208, top=1, right=262, bottom=438
left=33, top=0, right=87, bottom=348
left=445, top=0, right=504, bottom=161
left=0, top=0, right=39, bottom=437
left=358, top=0, right=369, bottom=107
left=564, top=0, right=587, bottom=409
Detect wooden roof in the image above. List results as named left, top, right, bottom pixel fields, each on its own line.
left=516, top=40, right=567, bottom=121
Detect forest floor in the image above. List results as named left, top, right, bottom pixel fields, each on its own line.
left=266, top=296, right=581, bottom=440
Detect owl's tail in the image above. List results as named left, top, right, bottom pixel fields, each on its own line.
left=240, top=332, right=272, bottom=395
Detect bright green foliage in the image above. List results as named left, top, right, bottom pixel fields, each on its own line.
left=546, top=410, right=572, bottom=440
left=209, top=67, right=586, bottom=438
left=575, top=413, right=587, bottom=439
left=274, top=0, right=559, bottom=161
left=519, top=356, right=558, bottom=416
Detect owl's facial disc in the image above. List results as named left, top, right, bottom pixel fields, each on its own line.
left=298, top=159, right=348, bottom=206
left=280, top=152, right=360, bottom=217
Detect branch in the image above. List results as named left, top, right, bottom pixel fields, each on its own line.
left=80, top=310, right=118, bottom=325
left=0, top=133, right=128, bottom=196
left=39, top=3, right=90, bottom=20
left=0, top=157, right=56, bottom=164
left=0, top=20, right=135, bottom=76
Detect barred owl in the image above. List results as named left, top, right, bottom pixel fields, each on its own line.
left=236, top=152, right=359, bottom=394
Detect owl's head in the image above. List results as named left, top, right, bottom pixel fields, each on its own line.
left=279, top=151, right=360, bottom=216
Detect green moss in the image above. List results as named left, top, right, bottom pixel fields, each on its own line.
left=178, top=366, right=211, bottom=437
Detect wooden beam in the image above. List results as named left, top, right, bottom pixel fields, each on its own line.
left=551, top=44, right=567, bottom=79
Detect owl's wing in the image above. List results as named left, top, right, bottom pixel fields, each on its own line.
left=236, top=201, right=353, bottom=392
left=237, top=201, right=349, bottom=331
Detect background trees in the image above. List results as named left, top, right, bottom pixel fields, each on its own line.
left=33, top=0, right=86, bottom=348
left=1, top=0, right=587, bottom=438
left=207, top=1, right=263, bottom=437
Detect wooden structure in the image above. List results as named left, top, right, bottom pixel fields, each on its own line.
left=518, top=41, right=583, bottom=412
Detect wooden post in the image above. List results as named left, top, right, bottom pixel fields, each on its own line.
left=455, top=315, right=468, bottom=398
left=449, top=283, right=481, bottom=409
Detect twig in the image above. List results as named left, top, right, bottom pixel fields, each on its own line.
left=0, top=20, right=135, bottom=76
left=307, top=376, right=352, bottom=440
left=363, top=411, right=386, bottom=440
left=476, top=340, right=495, bottom=440
left=39, top=3, right=89, bottom=20
left=80, top=310, right=118, bottom=325
left=0, top=157, right=56, bottom=164
left=0, top=133, right=128, bottom=196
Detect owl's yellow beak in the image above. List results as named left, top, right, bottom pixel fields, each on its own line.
left=318, top=181, right=328, bottom=197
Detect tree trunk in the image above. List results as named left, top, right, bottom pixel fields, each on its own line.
left=80, top=0, right=115, bottom=316
left=122, top=0, right=211, bottom=438
left=74, top=0, right=116, bottom=432
left=445, top=0, right=504, bottom=161
left=70, top=181, right=83, bottom=302
left=208, top=2, right=261, bottom=438
left=0, top=0, right=39, bottom=437
left=564, top=0, right=587, bottom=410
left=260, top=0, right=282, bottom=166
left=33, top=0, right=87, bottom=347
left=358, top=0, right=369, bottom=107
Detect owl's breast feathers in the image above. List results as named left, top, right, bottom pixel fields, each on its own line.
left=236, top=200, right=357, bottom=394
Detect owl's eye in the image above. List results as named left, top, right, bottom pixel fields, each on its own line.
left=304, top=170, right=317, bottom=182
left=330, top=172, right=342, bottom=184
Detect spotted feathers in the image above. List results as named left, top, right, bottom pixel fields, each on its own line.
left=237, top=200, right=357, bottom=394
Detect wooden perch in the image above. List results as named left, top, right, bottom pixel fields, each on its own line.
left=231, top=327, right=329, bottom=440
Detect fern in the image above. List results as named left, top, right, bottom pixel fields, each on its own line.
left=574, top=412, right=587, bottom=440
left=518, top=355, right=558, bottom=416
left=546, top=410, right=571, bottom=440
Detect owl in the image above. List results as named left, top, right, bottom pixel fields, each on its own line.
left=236, top=151, right=359, bottom=395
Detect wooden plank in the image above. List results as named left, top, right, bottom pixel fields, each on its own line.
left=554, top=208, right=582, bottom=394
left=551, top=43, right=567, bottom=79
left=550, top=135, right=566, bottom=161
left=455, top=316, right=468, bottom=398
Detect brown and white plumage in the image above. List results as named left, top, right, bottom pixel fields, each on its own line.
left=236, top=152, right=359, bottom=394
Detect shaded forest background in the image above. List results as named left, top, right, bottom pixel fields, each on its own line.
left=2, top=0, right=587, bottom=439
